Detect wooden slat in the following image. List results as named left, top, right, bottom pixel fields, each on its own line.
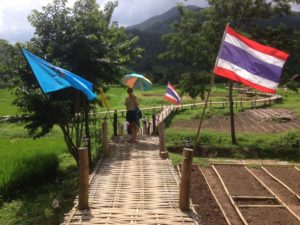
left=238, top=205, right=285, bottom=208
left=232, top=196, right=275, bottom=200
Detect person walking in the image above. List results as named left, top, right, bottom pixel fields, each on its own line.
left=125, top=88, right=139, bottom=143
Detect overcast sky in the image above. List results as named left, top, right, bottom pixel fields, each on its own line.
left=0, top=0, right=208, bottom=43
left=0, top=0, right=299, bottom=43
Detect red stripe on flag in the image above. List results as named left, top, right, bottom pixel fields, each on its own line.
left=226, top=26, right=289, bottom=61
left=164, top=95, right=180, bottom=105
left=214, top=66, right=277, bottom=94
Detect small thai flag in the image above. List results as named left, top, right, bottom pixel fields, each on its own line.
left=164, top=82, right=181, bottom=105
left=214, top=25, right=289, bottom=94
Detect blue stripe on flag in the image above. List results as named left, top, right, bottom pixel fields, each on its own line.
left=220, top=42, right=282, bottom=83
left=166, top=88, right=180, bottom=104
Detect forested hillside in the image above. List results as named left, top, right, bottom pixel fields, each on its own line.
left=126, top=5, right=300, bottom=84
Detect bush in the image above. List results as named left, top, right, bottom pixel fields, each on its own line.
left=166, top=129, right=300, bottom=161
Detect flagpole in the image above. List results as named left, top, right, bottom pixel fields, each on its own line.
left=99, top=88, right=113, bottom=125
left=194, top=23, right=230, bottom=148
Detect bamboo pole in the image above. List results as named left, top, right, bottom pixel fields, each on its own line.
left=198, top=167, right=231, bottom=225
left=238, top=205, right=284, bottom=208
left=158, top=122, right=166, bottom=157
left=113, top=110, right=118, bottom=136
left=78, top=147, right=89, bottom=210
left=102, top=118, right=108, bottom=156
left=212, top=165, right=249, bottom=225
left=179, top=148, right=193, bottom=211
left=261, top=166, right=300, bottom=201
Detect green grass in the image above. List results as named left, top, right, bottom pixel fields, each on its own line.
left=169, top=152, right=210, bottom=167
left=0, top=122, right=77, bottom=225
left=0, top=123, right=67, bottom=198
left=272, top=89, right=300, bottom=116
left=0, top=153, right=77, bottom=225
left=0, top=89, right=18, bottom=116
left=166, top=128, right=300, bottom=161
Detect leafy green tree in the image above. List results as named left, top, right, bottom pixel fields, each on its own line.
left=13, top=0, right=141, bottom=164
left=0, top=40, right=15, bottom=88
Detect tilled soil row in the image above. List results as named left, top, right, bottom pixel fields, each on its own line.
left=191, top=164, right=300, bottom=225
left=171, top=109, right=300, bottom=133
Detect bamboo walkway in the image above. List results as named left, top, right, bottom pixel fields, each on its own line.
left=62, top=136, right=197, bottom=225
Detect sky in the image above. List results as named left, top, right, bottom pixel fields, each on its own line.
left=0, top=0, right=299, bottom=43
left=0, top=0, right=208, bottom=43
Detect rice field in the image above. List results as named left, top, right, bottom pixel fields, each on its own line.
left=0, top=123, right=66, bottom=198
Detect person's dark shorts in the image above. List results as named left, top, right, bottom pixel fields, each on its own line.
left=126, top=110, right=137, bottom=123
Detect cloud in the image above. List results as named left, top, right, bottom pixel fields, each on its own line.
left=0, top=0, right=298, bottom=43
left=0, top=0, right=208, bottom=43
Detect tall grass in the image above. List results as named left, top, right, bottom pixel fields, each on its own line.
left=0, top=89, right=18, bottom=116
left=0, top=123, right=66, bottom=198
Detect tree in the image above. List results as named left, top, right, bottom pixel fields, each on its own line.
left=0, top=40, right=15, bottom=88
left=12, top=0, right=141, bottom=164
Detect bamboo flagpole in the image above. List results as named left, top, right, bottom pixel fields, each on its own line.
left=99, top=88, right=113, bottom=124
left=194, top=23, right=230, bottom=147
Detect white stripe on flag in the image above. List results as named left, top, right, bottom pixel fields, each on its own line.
left=216, top=58, right=279, bottom=90
left=224, top=33, right=285, bottom=68
left=168, top=87, right=180, bottom=100
left=165, top=93, right=179, bottom=102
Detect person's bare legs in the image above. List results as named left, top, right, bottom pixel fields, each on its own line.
left=131, top=123, right=137, bottom=142
left=128, top=122, right=135, bottom=142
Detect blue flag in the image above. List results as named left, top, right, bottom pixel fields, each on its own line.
left=21, top=48, right=97, bottom=101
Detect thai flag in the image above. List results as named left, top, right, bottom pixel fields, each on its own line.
left=214, top=25, right=289, bottom=94
left=164, top=82, right=181, bottom=104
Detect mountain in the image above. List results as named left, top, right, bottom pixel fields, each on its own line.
left=126, top=6, right=202, bottom=83
left=126, top=5, right=199, bottom=34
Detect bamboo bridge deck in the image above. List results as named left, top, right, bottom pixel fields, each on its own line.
left=62, top=135, right=197, bottom=225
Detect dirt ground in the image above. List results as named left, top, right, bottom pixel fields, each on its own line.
left=171, top=108, right=300, bottom=133
left=190, top=165, right=227, bottom=225
left=188, top=164, right=300, bottom=225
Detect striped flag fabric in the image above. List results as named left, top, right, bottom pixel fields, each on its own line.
left=164, top=82, right=181, bottom=104
left=214, top=25, right=289, bottom=94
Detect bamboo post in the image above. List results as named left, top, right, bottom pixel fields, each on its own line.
left=152, top=114, right=156, bottom=135
left=179, top=148, right=194, bottom=211
left=147, top=122, right=151, bottom=135
left=102, top=118, right=108, bottom=156
left=158, top=122, right=168, bottom=159
left=113, top=110, right=118, bottom=136
left=78, top=147, right=89, bottom=210
left=118, top=121, right=123, bottom=136
left=52, top=199, right=60, bottom=225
